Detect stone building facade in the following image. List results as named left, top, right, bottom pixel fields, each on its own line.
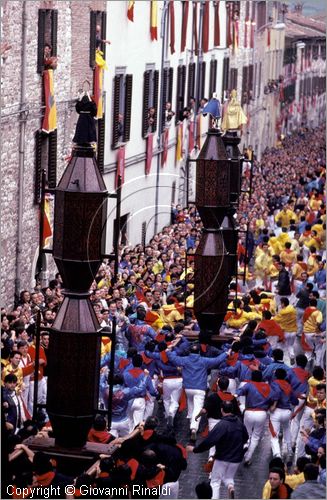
left=1, top=0, right=106, bottom=307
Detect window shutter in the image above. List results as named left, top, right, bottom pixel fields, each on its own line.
left=209, top=59, right=217, bottom=97
left=97, top=115, right=105, bottom=173
left=48, top=129, right=57, bottom=188
left=112, top=75, right=121, bottom=147
left=35, top=131, right=43, bottom=204
left=161, top=67, right=169, bottom=131
left=230, top=68, right=238, bottom=92
left=37, top=9, right=46, bottom=74
left=142, top=71, right=151, bottom=137
left=168, top=67, right=174, bottom=103
left=50, top=10, right=58, bottom=57
left=187, top=62, right=195, bottom=103
left=176, top=65, right=183, bottom=124
left=198, top=61, right=206, bottom=100
left=248, top=64, right=254, bottom=100
left=89, top=11, right=97, bottom=68
left=123, top=74, right=133, bottom=142
left=222, top=57, right=230, bottom=99
left=141, top=222, right=147, bottom=247
left=152, top=69, right=159, bottom=133
left=101, top=12, right=107, bottom=59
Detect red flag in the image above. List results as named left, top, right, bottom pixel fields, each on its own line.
left=150, top=0, right=158, bottom=41
left=213, top=1, right=220, bottom=46
left=233, top=19, right=239, bottom=53
left=202, top=0, right=209, bottom=53
left=267, top=27, right=271, bottom=47
left=116, top=145, right=125, bottom=188
left=146, top=133, right=154, bottom=174
left=181, top=0, right=189, bottom=52
left=193, top=1, right=198, bottom=55
left=169, top=0, right=175, bottom=54
left=161, top=128, right=169, bottom=167
left=127, top=1, right=135, bottom=21
left=196, top=114, right=201, bottom=149
left=250, top=19, right=255, bottom=48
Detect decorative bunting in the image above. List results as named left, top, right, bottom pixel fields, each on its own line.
left=202, top=0, right=209, bottom=53
left=181, top=0, right=189, bottom=52
left=42, top=69, right=57, bottom=133
left=146, top=133, right=154, bottom=174
left=169, top=0, right=175, bottom=54
left=161, top=128, right=169, bottom=167
left=127, top=0, right=135, bottom=21
left=213, top=1, right=220, bottom=47
left=150, top=0, right=158, bottom=41
left=116, top=145, right=125, bottom=187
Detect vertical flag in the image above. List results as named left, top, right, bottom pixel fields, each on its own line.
left=196, top=114, right=201, bottom=149
left=169, top=0, right=175, bottom=54
left=42, top=196, right=52, bottom=247
left=188, top=120, right=194, bottom=153
left=192, top=1, right=198, bottom=55
left=42, top=69, right=57, bottom=133
left=213, top=1, right=220, bottom=46
left=244, top=17, right=249, bottom=48
left=127, top=0, right=135, bottom=21
left=250, top=20, right=255, bottom=49
left=267, top=27, right=271, bottom=48
left=176, top=124, right=183, bottom=163
left=161, top=128, right=169, bottom=167
left=202, top=0, right=209, bottom=53
left=233, top=18, right=239, bottom=54
left=181, top=0, right=189, bottom=52
left=116, top=146, right=125, bottom=188
left=150, top=0, right=158, bottom=41
left=93, top=64, right=103, bottom=119
left=227, top=3, right=233, bottom=47
left=146, top=133, right=154, bottom=174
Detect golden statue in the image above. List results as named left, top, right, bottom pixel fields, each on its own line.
left=221, top=89, right=247, bottom=131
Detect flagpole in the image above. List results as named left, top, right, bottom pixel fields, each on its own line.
left=154, top=0, right=168, bottom=235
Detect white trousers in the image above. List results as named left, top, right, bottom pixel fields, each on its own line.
left=162, top=378, right=183, bottom=419
left=110, top=418, right=130, bottom=438
left=244, top=410, right=267, bottom=461
left=238, top=381, right=247, bottom=413
left=296, top=405, right=314, bottom=457
left=284, top=331, right=296, bottom=363
left=128, top=397, right=145, bottom=431
left=208, top=418, right=220, bottom=459
left=185, top=388, right=206, bottom=432
left=27, top=378, right=47, bottom=415
left=210, top=460, right=240, bottom=499
left=159, top=481, right=179, bottom=499
left=291, top=400, right=306, bottom=446
left=269, top=408, right=292, bottom=457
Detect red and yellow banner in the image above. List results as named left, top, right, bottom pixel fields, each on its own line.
left=213, top=1, right=220, bottom=46
left=161, top=128, right=169, bottom=167
left=176, top=123, right=183, bottom=163
left=150, top=0, right=158, bottom=41
left=146, top=133, right=154, bottom=174
left=202, top=0, right=209, bottom=53
left=93, top=49, right=107, bottom=120
left=127, top=0, right=135, bottom=21
left=188, top=120, right=194, bottom=153
left=116, top=146, right=126, bottom=188
left=42, top=69, right=57, bottom=133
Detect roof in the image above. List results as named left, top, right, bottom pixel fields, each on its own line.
left=285, top=11, right=326, bottom=38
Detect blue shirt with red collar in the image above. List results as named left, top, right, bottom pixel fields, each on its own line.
left=123, top=367, right=158, bottom=397
left=237, top=381, right=273, bottom=410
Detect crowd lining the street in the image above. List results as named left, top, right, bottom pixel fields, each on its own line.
left=2, top=127, right=326, bottom=499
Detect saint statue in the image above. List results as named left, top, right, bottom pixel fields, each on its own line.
left=221, top=89, right=247, bottom=131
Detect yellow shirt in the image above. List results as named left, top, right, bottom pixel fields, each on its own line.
left=280, top=249, right=297, bottom=267
left=292, top=263, right=307, bottom=280
left=254, top=252, right=272, bottom=277
left=303, top=309, right=323, bottom=333
left=269, top=237, right=283, bottom=256
left=262, top=473, right=305, bottom=499
left=274, top=305, right=297, bottom=332
left=275, top=209, right=297, bottom=227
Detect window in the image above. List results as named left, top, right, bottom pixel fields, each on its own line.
left=209, top=59, right=217, bottom=98
left=222, top=57, right=230, bottom=100
left=171, top=181, right=176, bottom=205
left=97, top=116, right=105, bottom=173
left=229, top=68, right=238, bottom=92
left=113, top=213, right=129, bottom=247
left=89, top=10, right=107, bottom=68
left=112, top=71, right=133, bottom=148
left=241, top=66, right=249, bottom=105
left=198, top=60, right=206, bottom=100
left=187, top=62, right=196, bottom=105
left=142, top=67, right=159, bottom=137
left=256, top=1, right=267, bottom=30
left=141, top=222, right=147, bottom=247
left=37, top=9, right=58, bottom=73
left=161, top=66, right=174, bottom=131
left=248, top=64, right=254, bottom=101
left=175, top=64, right=186, bottom=124
left=34, top=129, right=57, bottom=204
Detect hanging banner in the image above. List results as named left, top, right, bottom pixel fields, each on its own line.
left=233, top=19, right=239, bottom=54
left=213, top=1, right=220, bottom=46
left=244, top=18, right=249, bottom=48
left=169, top=0, right=175, bottom=54
left=267, top=27, right=271, bottom=47
left=202, top=0, right=209, bottom=53
left=196, top=114, right=201, bottom=149
left=41, top=196, right=52, bottom=247
left=127, top=0, right=135, bottom=21
left=93, top=49, right=108, bottom=120
left=150, top=0, right=158, bottom=41
left=42, top=69, right=57, bottom=133
left=250, top=19, right=255, bottom=49
left=146, top=133, right=154, bottom=174
left=175, top=124, right=183, bottom=163
left=181, top=0, right=189, bottom=52
left=192, top=1, right=198, bottom=55
left=188, top=120, right=194, bottom=153
left=116, top=145, right=125, bottom=188
left=161, top=128, right=169, bottom=167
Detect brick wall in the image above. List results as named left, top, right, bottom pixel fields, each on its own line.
left=1, top=0, right=106, bottom=307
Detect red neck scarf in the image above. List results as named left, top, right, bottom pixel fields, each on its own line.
left=160, top=351, right=168, bottom=364
left=146, top=469, right=165, bottom=488
left=143, top=429, right=154, bottom=441
left=128, top=368, right=144, bottom=378
left=217, top=390, right=234, bottom=401
left=275, top=379, right=292, bottom=396
left=303, top=307, right=316, bottom=323
left=141, top=352, right=153, bottom=365
left=227, top=352, right=239, bottom=366
left=293, top=367, right=309, bottom=383
left=250, top=381, right=271, bottom=398
left=36, top=471, right=55, bottom=487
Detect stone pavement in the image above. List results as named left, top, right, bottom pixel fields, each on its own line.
left=156, top=404, right=272, bottom=499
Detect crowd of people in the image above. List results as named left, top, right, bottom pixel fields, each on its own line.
left=2, top=126, right=326, bottom=499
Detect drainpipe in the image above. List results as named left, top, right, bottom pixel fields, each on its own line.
left=154, top=0, right=168, bottom=236
left=14, top=0, right=28, bottom=306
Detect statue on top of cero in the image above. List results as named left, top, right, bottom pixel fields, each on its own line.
left=221, top=89, right=248, bottom=132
